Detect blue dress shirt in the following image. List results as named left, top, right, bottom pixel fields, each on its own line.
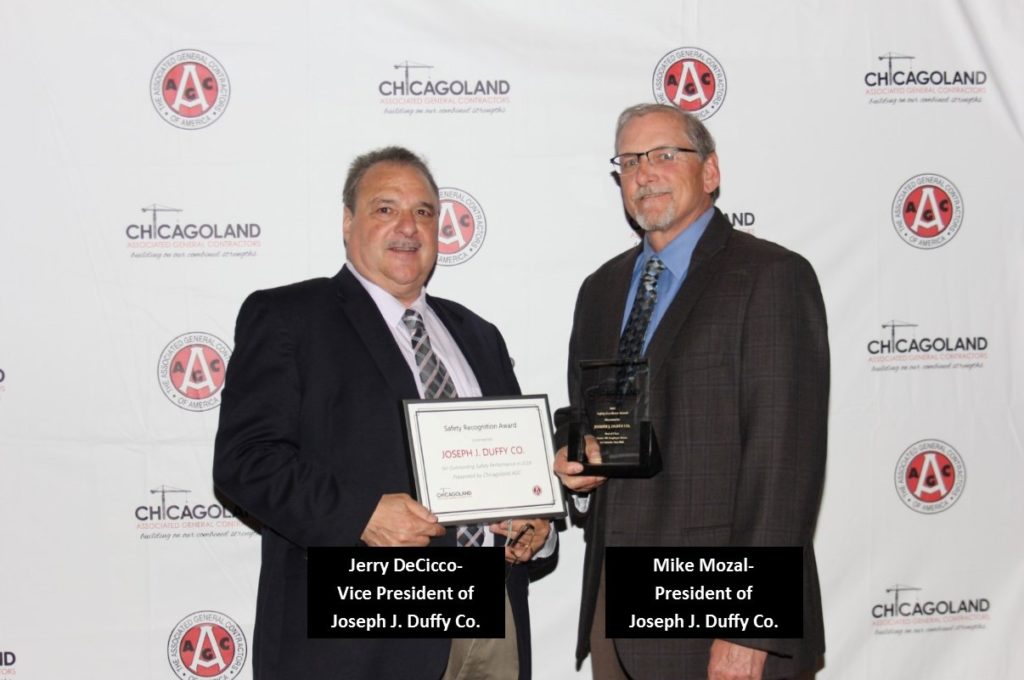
left=619, top=207, right=714, bottom=353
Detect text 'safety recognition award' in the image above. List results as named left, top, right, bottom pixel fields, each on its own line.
left=404, top=395, right=567, bottom=525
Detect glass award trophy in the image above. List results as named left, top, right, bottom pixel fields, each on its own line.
left=566, top=359, right=661, bottom=478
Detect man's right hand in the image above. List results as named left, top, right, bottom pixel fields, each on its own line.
left=553, top=436, right=608, bottom=493
left=360, top=493, right=446, bottom=547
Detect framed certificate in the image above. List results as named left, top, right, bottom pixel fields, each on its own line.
left=403, top=395, right=567, bottom=525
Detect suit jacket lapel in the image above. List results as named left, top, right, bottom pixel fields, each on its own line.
left=593, top=246, right=643, bottom=360
left=646, top=209, right=732, bottom=369
left=334, top=267, right=420, bottom=398
left=429, top=296, right=504, bottom=396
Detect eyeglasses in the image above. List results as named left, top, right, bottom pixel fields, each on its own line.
left=610, top=146, right=698, bottom=174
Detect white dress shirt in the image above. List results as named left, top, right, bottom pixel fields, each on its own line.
left=346, top=263, right=556, bottom=558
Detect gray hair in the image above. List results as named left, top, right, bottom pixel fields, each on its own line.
left=342, top=146, right=439, bottom=212
left=615, top=103, right=719, bottom=201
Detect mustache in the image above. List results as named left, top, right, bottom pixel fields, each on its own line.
left=386, top=239, right=421, bottom=251
left=634, top=187, right=670, bottom=199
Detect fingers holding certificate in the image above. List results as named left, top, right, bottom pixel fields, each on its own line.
left=403, top=395, right=567, bottom=525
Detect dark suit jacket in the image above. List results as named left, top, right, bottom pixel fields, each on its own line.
left=214, top=266, right=535, bottom=680
left=561, top=209, right=829, bottom=679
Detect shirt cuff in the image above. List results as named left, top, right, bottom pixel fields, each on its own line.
left=531, top=523, right=558, bottom=560
left=572, top=494, right=591, bottom=513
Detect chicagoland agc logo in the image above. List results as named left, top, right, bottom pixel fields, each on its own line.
left=158, top=333, right=231, bottom=412
left=652, top=47, right=727, bottom=120
left=125, top=203, right=262, bottom=261
left=865, top=319, right=988, bottom=373
left=151, top=50, right=230, bottom=130
left=891, top=174, right=964, bottom=249
left=167, top=611, right=247, bottom=679
left=378, top=60, right=511, bottom=116
left=870, top=584, right=990, bottom=635
left=437, top=187, right=486, bottom=266
left=865, top=52, right=987, bottom=106
left=894, top=439, right=966, bottom=514
left=135, top=484, right=254, bottom=541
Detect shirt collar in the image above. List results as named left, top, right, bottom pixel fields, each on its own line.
left=345, top=262, right=428, bottom=330
left=639, top=206, right=714, bottom=278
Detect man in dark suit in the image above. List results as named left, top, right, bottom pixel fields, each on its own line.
left=554, top=104, right=829, bottom=680
left=214, top=146, right=553, bottom=680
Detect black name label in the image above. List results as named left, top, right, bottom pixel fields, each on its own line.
left=307, top=547, right=506, bottom=638
left=605, top=546, right=803, bottom=638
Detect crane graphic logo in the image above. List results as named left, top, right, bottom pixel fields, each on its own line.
left=864, top=52, right=988, bottom=100
left=377, top=61, right=510, bottom=101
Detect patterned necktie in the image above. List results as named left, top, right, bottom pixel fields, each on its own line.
left=616, top=257, right=665, bottom=391
left=402, top=309, right=457, bottom=400
left=618, top=256, right=666, bottom=361
left=401, top=309, right=481, bottom=547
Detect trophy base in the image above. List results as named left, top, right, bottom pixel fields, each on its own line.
left=567, top=422, right=662, bottom=478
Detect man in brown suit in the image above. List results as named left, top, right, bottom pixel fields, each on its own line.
left=554, top=103, right=829, bottom=680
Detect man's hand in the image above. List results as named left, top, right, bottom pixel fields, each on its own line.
left=707, top=640, right=767, bottom=680
left=360, top=493, right=446, bottom=547
left=553, top=436, right=607, bottom=493
left=488, top=518, right=551, bottom=563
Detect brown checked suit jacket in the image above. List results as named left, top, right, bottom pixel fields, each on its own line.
left=560, top=208, right=829, bottom=679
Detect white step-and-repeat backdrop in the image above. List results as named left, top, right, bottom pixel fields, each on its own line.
left=2, top=1, right=1021, bottom=678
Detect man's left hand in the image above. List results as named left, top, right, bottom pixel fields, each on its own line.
left=708, top=639, right=767, bottom=680
left=488, top=518, right=550, bottom=564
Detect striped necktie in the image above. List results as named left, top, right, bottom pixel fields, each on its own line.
left=402, top=309, right=457, bottom=400
left=401, top=309, right=481, bottom=547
